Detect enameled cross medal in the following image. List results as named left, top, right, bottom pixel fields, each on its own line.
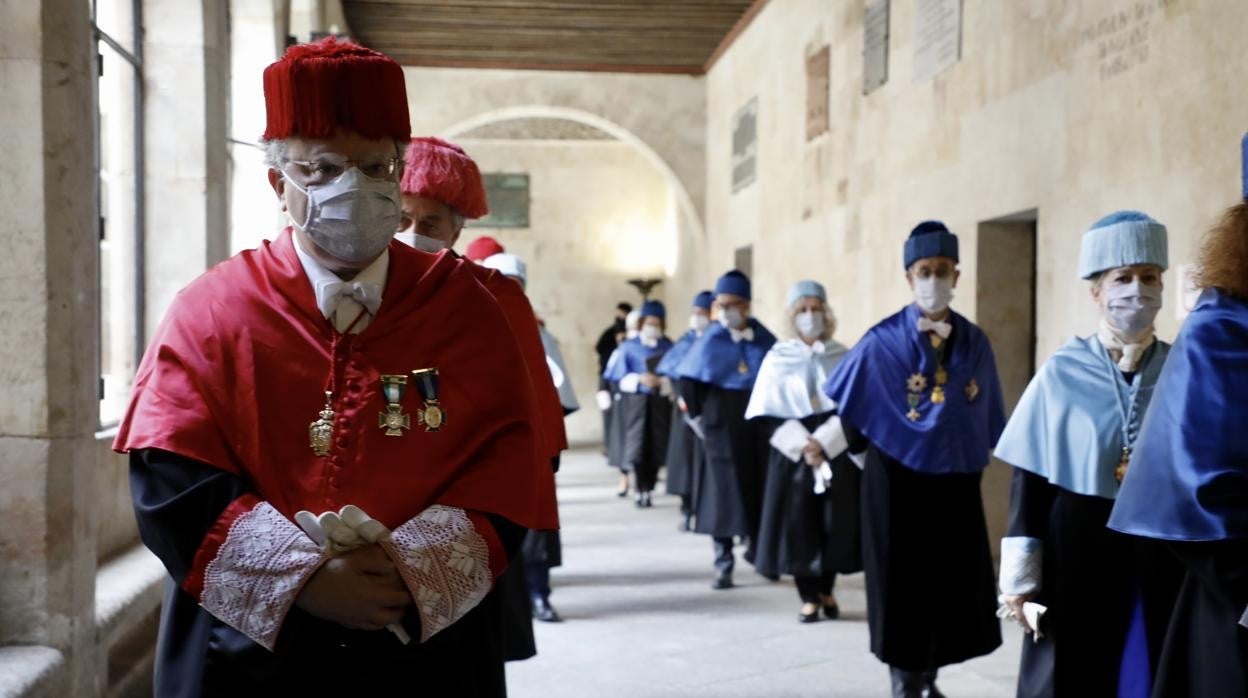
left=378, top=375, right=411, bottom=436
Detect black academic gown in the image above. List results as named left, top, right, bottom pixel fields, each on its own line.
left=1148, top=539, right=1248, bottom=697
left=604, top=379, right=628, bottom=473
left=848, top=428, right=1002, bottom=672
left=618, top=391, right=672, bottom=494
left=663, top=378, right=696, bottom=498
left=752, top=412, right=862, bottom=581
left=1007, top=469, right=1182, bottom=697
left=132, top=449, right=522, bottom=697
left=680, top=382, right=768, bottom=544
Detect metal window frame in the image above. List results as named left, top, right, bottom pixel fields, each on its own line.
left=92, top=0, right=145, bottom=426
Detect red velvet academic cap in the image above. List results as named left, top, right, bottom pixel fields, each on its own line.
left=401, top=137, right=490, bottom=219
left=262, top=37, right=410, bottom=141
left=465, top=236, right=505, bottom=262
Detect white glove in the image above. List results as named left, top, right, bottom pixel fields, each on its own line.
left=294, top=505, right=410, bottom=645
left=595, top=390, right=612, bottom=411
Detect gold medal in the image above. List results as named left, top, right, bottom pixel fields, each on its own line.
left=378, top=375, right=411, bottom=436
left=412, top=368, right=446, bottom=432
left=930, top=334, right=943, bottom=349
left=931, top=386, right=946, bottom=404
left=419, top=400, right=445, bottom=432
left=965, top=378, right=979, bottom=402
left=309, top=391, right=335, bottom=456
left=738, top=359, right=749, bottom=375
left=935, top=367, right=948, bottom=386
left=1115, top=447, right=1130, bottom=483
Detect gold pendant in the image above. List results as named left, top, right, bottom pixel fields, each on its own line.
left=738, top=359, right=749, bottom=375
left=935, top=367, right=948, bottom=386
left=418, top=400, right=446, bottom=432
left=309, top=391, right=335, bottom=456
left=965, top=378, right=980, bottom=403
left=378, top=375, right=411, bottom=436
left=930, top=334, right=943, bottom=349
left=1115, top=447, right=1130, bottom=483
left=906, top=407, right=921, bottom=422
left=931, top=386, right=946, bottom=404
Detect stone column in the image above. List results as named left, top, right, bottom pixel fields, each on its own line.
left=0, top=1, right=100, bottom=695
left=142, top=0, right=231, bottom=338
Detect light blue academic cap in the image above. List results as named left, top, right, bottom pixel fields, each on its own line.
left=1077, top=210, right=1169, bottom=280
left=785, top=280, right=827, bottom=307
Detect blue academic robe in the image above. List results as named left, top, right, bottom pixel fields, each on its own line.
left=822, top=304, right=1005, bottom=671
left=602, top=336, right=675, bottom=394
left=822, top=303, right=1006, bottom=475
left=1107, top=288, right=1248, bottom=698
left=674, top=319, right=777, bottom=542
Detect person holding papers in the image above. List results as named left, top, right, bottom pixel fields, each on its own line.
left=745, top=281, right=861, bottom=623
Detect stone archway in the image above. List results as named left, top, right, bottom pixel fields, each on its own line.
left=439, top=105, right=704, bottom=241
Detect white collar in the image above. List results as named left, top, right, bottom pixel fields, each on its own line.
left=292, top=232, right=390, bottom=319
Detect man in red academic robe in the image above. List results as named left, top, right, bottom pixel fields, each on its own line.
left=394, top=136, right=569, bottom=655
left=116, top=38, right=557, bottom=697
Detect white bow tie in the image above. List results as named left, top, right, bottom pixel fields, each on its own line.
left=916, top=316, right=952, bottom=339
left=318, top=280, right=383, bottom=319
left=729, top=327, right=755, bottom=344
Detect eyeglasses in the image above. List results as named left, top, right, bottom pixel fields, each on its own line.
left=282, top=155, right=404, bottom=186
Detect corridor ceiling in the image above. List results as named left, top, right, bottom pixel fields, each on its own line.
left=341, top=0, right=763, bottom=74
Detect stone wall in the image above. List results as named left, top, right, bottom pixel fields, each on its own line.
left=704, top=0, right=1248, bottom=546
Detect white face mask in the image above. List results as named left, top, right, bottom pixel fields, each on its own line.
left=718, top=307, right=746, bottom=330
left=641, top=325, right=662, bottom=342
left=795, top=310, right=824, bottom=340
left=395, top=231, right=448, bottom=254
left=913, top=276, right=955, bottom=314
left=1103, top=279, right=1163, bottom=337
left=690, top=314, right=710, bottom=332
left=285, top=167, right=401, bottom=263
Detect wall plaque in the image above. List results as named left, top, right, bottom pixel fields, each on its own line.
left=863, top=0, right=890, bottom=94
left=913, top=0, right=961, bottom=82
left=731, top=98, right=758, bottom=193
left=806, top=46, right=830, bottom=141
left=476, top=173, right=530, bottom=228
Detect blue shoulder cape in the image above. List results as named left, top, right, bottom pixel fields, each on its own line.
left=995, top=336, right=1169, bottom=499
left=675, top=318, right=777, bottom=391
left=1109, top=288, right=1248, bottom=541
left=656, top=329, right=698, bottom=378
left=602, top=335, right=674, bottom=394
left=822, top=304, right=1006, bottom=475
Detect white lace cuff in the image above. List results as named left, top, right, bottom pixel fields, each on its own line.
left=811, top=416, right=849, bottom=461
left=200, top=502, right=326, bottom=651
left=999, top=536, right=1043, bottom=596
left=382, top=505, right=493, bottom=643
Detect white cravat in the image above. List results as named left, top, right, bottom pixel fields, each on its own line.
left=293, top=234, right=389, bottom=334
left=916, top=316, right=952, bottom=339
left=729, top=327, right=755, bottom=343
left=1098, top=319, right=1155, bottom=372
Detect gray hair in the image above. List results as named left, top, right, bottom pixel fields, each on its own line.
left=788, top=296, right=836, bottom=342
left=260, top=137, right=407, bottom=174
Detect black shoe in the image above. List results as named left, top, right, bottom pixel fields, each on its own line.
left=822, top=603, right=840, bottom=620
left=678, top=514, right=693, bottom=532
left=642, top=492, right=653, bottom=508
left=531, top=596, right=562, bottom=623
left=617, top=487, right=628, bottom=498
left=711, top=572, right=733, bottom=590
left=799, top=608, right=820, bottom=623
left=923, top=673, right=945, bottom=698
